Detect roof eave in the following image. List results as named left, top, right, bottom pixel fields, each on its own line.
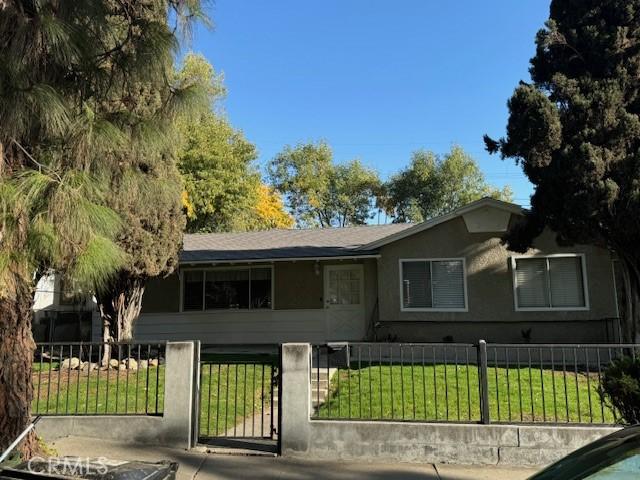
left=179, top=253, right=381, bottom=266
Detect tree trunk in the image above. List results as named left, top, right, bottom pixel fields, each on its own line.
left=0, top=280, right=37, bottom=458
left=97, top=274, right=146, bottom=345
left=617, top=256, right=640, bottom=344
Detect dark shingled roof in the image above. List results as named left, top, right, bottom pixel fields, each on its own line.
left=181, top=223, right=414, bottom=263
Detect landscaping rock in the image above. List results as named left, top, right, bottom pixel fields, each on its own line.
left=124, top=358, right=138, bottom=370
left=118, top=364, right=128, bottom=371
left=109, top=359, right=120, bottom=369
left=61, top=357, right=81, bottom=370
left=80, top=362, right=98, bottom=371
left=148, top=358, right=159, bottom=367
left=138, top=359, right=149, bottom=369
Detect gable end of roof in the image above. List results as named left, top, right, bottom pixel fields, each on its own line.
left=359, top=197, right=524, bottom=250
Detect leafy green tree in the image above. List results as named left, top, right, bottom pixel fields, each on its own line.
left=268, top=141, right=382, bottom=227
left=484, top=0, right=640, bottom=342
left=385, top=146, right=512, bottom=223
left=0, top=0, right=204, bottom=456
left=179, top=113, right=264, bottom=232
left=176, top=54, right=293, bottom=233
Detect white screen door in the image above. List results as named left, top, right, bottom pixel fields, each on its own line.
left=324, top=265, right=365, bottom=340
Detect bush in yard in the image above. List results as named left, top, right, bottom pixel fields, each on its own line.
left=599, top=356, right=640, bottom=424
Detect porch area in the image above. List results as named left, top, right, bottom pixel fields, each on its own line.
left=110, top=258, right=378, bottom=344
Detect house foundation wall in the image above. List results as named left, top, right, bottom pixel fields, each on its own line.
left=375, top=318, right=620, bottom=344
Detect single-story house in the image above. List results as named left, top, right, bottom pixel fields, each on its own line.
left=127, top=198, right=622, bottom=345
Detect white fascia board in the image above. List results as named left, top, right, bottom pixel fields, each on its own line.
left=179, top=253, right=381, bottom=267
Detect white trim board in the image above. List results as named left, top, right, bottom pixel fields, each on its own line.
left=180, top=254, right=380, bottom=266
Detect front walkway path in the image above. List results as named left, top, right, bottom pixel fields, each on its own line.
left=49, top=436, right=538, bottom=480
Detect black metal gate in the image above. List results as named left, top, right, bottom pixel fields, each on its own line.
left=197, top=345, right=280, bottom=450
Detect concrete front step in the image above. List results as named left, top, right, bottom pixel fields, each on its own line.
left=310, top=388, right=329, bottom=398
left=311, top=371, right=332, bottom=381
left=309, top=367, right=337, bottom=411
left=310, top=378, right=329, bottom=387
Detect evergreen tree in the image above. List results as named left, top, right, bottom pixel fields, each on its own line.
left=96, top=55, right=210, bottom=344
left=485, top=0, right=640, bottom=341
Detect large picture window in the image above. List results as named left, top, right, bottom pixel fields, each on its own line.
left=512, top=255, right=588, bottom=310
left=182, top=267, right=273, bottom=311
left=400, top=259, right=467, bottom=311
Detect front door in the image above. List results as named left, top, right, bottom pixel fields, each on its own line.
left=324, top=265, right=366, bottom=341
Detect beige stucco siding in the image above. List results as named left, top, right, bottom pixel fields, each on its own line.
left=377, top=216, right=617, bottom=327
left=273, top=262, right=322, bottom=310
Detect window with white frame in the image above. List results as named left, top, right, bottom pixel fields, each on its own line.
left=182, top=267, right=273, bottom=311
left=400, top=259, right=466, bottom=310
left=512, top=255, right=588, bottom=310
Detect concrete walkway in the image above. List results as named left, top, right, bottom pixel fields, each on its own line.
left=49, top=436, right=539, bottom=480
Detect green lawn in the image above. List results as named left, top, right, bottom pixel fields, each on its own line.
left=315, top=364, right=617, bottom=424
left=32, top=365, right=165, bottom=415
left=32, top=361, right=274, bottom=438
left=199, top=363, right=273, bottom=437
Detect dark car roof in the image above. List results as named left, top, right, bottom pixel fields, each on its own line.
left=529, top=425, right=640, bottom=479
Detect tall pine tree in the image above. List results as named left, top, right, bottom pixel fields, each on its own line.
left=0, top=0, right=205, bottom=457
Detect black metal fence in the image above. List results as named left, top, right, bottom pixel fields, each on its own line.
left=33, top=342, right=165, bottom=416
left=198, top=345, right=280, bottom=442
left=311, top=342, right=639, bottom=425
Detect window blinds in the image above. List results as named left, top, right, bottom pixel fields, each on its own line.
left=402, top=261, right=432, bottom=308
left=515, top=258, right=549, bottom=308
left=549, top=257, right=585, bottom=308
left=515, top=256, right=586, bottom=309
left=432, top=260, right=465, bottom=308
left=401, top=260, right=465, bottom=309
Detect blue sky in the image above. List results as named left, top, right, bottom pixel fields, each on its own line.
left=188, top=1, right=551, bottom=208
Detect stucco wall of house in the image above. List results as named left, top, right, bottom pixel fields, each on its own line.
left=273, top=261, right=323, bottom=309
left=376, top=215, right=618, bottom=343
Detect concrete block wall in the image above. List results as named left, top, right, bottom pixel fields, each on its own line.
left=280, top=343, right=620, bottom=467
left=38, top=341, right=199, bottom=450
